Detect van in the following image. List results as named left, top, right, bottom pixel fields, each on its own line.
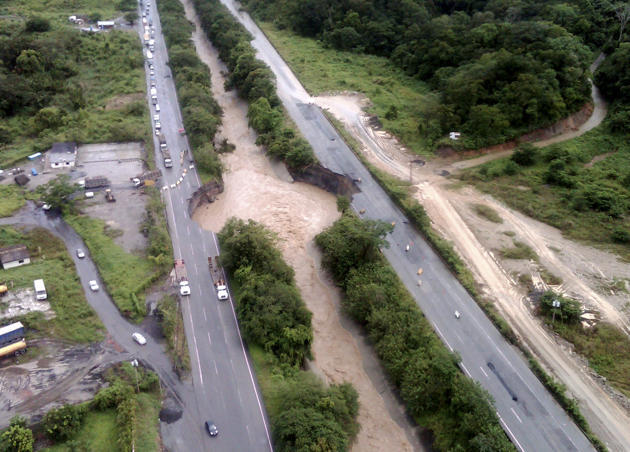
left=146, top=50, right=153, bottom=60
left=150, top=87, right=157, bottom=96
left=34, top=279, right=47, bottom=301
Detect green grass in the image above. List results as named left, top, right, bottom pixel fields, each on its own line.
left=551, top=322, right=630, bottom=398
left=501, top=240, right=538, bottom=261
left=259, top=23, right=431, bottom=155
left=157, top=294, right=190, bottom=374
left=42, top=409, right=117, bottom=452
left=0, top=186, right=26, bottom=217
left=472, top=203, right=503, bottom=223
left=66, top=215, right=156, bottom=322
left=539, top=266, right=563, bottom=285
left=462, top=126, right=630, bottom=259
left=0, top=226, right=103, bottom=342
left=134, top=392, right=161, bottom=452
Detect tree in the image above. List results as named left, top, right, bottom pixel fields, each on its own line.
left=336, top=195, right=350, bottom=213
left=24, top=16, right=50, bottom=33
left=43, top=404, right=86, bottom=441
left=37, top=175, right=78, bottom=212
left=511, top=143, right=537, bottom=166
left=1, top=423, right=34, bottom=452
left=614, top=3, right=630, bottom=41
left=124, top=11, right=138, bottom=25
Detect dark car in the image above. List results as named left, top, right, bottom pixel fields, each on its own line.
left=204, top=421, right=218, bottom=437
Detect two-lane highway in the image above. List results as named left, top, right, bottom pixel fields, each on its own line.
left=214, top=0, right=595, bottom=450
left=137, top=1, right=272, bottom=451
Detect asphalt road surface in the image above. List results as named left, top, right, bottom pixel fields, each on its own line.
left=138, top=1, right=272, bottom=451
left=215, top=1, right=595, bottom=450
left=0, top=206, right=203, bottom=447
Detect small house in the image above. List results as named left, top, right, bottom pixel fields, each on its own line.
left=97, top=21, right=115, bottom=30
left=0, top=245, right=31, bottom=270
left=47, top=142, right=77, bottom=169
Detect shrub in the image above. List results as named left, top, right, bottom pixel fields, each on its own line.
left=511, top=143, right=537, bottom=166
left=43, top=404, right=87, bottom=441
left=24, top=16, right=50, bottom=32
left=612, top=228, right=630, bottom=243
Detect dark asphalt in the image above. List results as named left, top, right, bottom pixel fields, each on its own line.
left=215, top=1, right=595, bottom=450
left=138, top=1, right=273, bottom=451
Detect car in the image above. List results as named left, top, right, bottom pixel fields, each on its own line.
left=153, top=114, right=160, bottom=122
left=149, top=45, right=155, bottom=52
left=149, top=63, right=154, bottom=70
left=85, top=191, right=94, bottom=199
left=76, top=249, right=85, bottom=259
left=180, top=281, right=190, bottom=296
left=132, top=332, right=147, bottom=345
left=42, top=203, right=51, bottom=211
left=454, top=310, right=461, bottom=319
left=89, top=280, right=99, bottom=291
left=155, top=104, right=160, bottom=112
left=217, top=289, right=228, bottom=301
left=204, top=421, right=218, bottom=437
left=150, top=69, right=155, bottom=76
left=155, top=122, right=161, bottom=129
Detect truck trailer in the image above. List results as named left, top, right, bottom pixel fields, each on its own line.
left=174, top=259, right=190, bottom=296
left=208, top=256, right=229, bottom=301
left=158, top=134, right=172, bottom=168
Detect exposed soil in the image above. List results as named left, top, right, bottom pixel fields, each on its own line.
left=0, top=339, right=125, bottom=427
left=180, top=0, right=419, bottom=449
left=314, top=90, right=630, bottom=450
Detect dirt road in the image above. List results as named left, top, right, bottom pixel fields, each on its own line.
left=314, top=90, right=630, bottom=450
left=180, top=1, right=420, bottom=450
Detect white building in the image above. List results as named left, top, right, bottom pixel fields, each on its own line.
left=47, top=142, right=77, bottom=169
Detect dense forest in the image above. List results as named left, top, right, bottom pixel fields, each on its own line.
left=244, top=0, right=627, bottom=147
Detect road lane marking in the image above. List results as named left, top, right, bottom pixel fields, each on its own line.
left=498, top=414, right=525, bottom=452
left=460, top=363, right=471, bottom=377
left=511, top=407, right=523, bottom=424
left=203, top=308, right=207, bottom=321
left=213, top=360, right=218, bottom=375
left=480, top=366, right=489, bottom=378
left=432, top=322, right=453, bottom=352
left=207, top=331, right=212, bottom=346
left=226, top=279, right=273, bottom=451
left=185, top=298, right=203, bottom=385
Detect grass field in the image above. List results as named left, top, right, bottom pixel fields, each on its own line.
left=0, top=186, right=26, bottom=217
left=66, top=215, right=156, bottom=322
left=0, top=226, right=103, bottom=342
left=133, top=392, right=161, bottom=452
left=259, top=23, right=431, bottom=155
left=42, top=409, right=117, bottom=452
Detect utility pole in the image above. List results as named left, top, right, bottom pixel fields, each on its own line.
left=552, top=299, right=561, bottom=324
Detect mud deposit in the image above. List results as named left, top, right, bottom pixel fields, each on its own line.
left=182, top=0, right=416, bottom=449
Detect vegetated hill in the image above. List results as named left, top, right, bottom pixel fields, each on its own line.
left=243, top=0, right=624, bottom=148
left=0, top=0, right=148, bottom=165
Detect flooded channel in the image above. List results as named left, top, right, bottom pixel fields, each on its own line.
left=181, top=0, right=422, bottom=449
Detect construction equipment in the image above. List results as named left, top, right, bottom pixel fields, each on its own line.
left=105, top=189, right=116, bottom=202
left=0, top=284, right=7, bottom=296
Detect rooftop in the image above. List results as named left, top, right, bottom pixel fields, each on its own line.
left=0, top=245, right=30, bottom=264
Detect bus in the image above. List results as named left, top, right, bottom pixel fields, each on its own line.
left=0, top=321, right=24, bottom=347
left=34, top=279, right=47, bottom=300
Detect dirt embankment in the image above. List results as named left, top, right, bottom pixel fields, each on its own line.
left=314, top=91, right=630, bottom=450
left=179, top=0, right=420, bottom=450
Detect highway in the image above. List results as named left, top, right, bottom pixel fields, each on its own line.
left=215, top=1, right=595, bottom=450
left=137, top=1, right=272, bottom=451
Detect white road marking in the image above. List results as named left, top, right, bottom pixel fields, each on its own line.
left=432, top=323, right=453, bottom=352
left=511, top=407, right=523, bottom=424
left=207, top=331, right=212, bottom=346
left=498, top=414, right=525, bottom=452
left=460, top=363, right=471, bottom=377
left=203, top=308, right=207, bottom=321
left=213, top=360, right=218, bottom=375
left=480, top=366, right=489, bottom=378
left=185, top=298, right=203, bottom=385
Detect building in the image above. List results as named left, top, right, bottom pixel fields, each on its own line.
left=0, top=245, right=31, bottom=270
left=97, top=21, right=115, bottom=29
left=47, top=142, right=77, bottom=169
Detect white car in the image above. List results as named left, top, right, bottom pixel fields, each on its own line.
left=217, top=288, right=229, bottom=301
left=85, top=191, right=94, bottom=199
left=155, top=104, right=160, bottom=112
left=155, top=122, right=161, bottom=129
left=180, top=281, right=190, bottom=296
left=89, top=280, right=99, bottom=291
left=76, top=249, right=85, bottom=259
left=132, top=332, right=147, bottom=345
left=42, top=203, right=51, bottom=211
left=454, top=310, right=461, bottom=319
left=150, top=69, right=155, bottom=76
left=153, top=114, right=160, bottom=122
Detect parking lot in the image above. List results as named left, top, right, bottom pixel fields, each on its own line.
left=77, top=143, right=149, bottom=253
